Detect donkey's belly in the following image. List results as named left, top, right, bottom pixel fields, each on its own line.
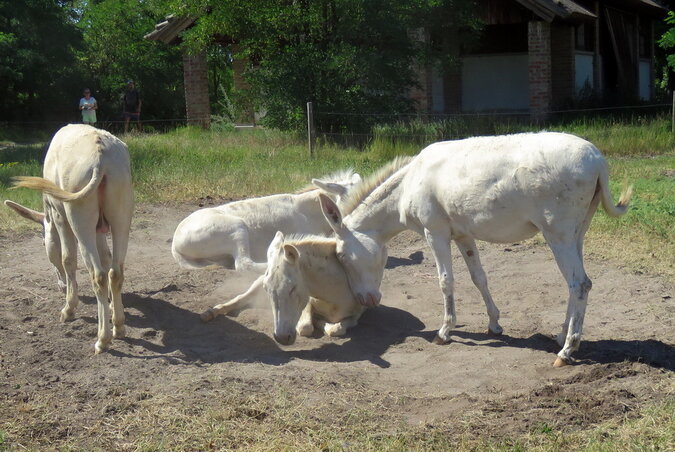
left=450, top=210, right=540, bottom=244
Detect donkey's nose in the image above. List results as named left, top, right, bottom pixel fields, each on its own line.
left=273, top=332, right=296, bottom=346
left=367, top=291, right=382, bottom=307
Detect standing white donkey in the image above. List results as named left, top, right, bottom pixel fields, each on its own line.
left=318, top=132, right=631, bottom=366
left=5, top=124, right=133, bottom=354
left=170, top=170, right=361, bottom=321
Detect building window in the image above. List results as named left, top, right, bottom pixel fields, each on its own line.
left=639, top=21, right=651, bottom=58
left=575, top=23, right=594, bottom=52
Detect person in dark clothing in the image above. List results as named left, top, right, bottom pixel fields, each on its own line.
left=123, top=80, right=142, bottom=133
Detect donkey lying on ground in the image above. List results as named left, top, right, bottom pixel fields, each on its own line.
left=263, top=232, right=366, bottom=345
left=173, top=170, right=360, bottom=271
left=171, top=170, right=361, bottom=321
left=317, top=132, right=631, bottom=367
left=5, top=124, right=133, bottom=354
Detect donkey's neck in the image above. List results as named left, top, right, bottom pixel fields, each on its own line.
left=346, top=169, right=407, bottom=242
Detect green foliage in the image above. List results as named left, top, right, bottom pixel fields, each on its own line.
left=174, top=0, right=478, bottom=131
left=0, top=0, right=84, bottom=121
left=76, top=0, right=185, bottom=123
left=659, top=11, right=675, bottom=71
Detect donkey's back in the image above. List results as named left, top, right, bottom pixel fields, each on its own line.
left=402, top=132, right=612, bottom=243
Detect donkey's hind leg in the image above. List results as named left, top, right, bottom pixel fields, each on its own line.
left=544, top=233, right=592, bottom=367
left=318, top=315, right=361, bottom=337
left=200, top=275, right=264, bottom=322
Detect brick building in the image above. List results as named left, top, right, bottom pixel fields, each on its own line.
left=148, top=0, right=667, bottom=125
left=145, top=16, right=211, bottom=127
left=413, top=0, right=667, bottom=120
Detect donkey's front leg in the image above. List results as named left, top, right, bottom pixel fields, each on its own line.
left=454, top=236, right=503, bottom=335
left=200, top=275, right=264, bottom=322
left=296, top=301, right=315, bottom=337
left=424, top=228, right=456, bottom=344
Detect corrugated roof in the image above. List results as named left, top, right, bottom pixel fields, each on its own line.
left=144, top=15, right=196, bottom=44
left=514, top=0, right=596, bottom=22
left=515, top=0, right=667, bottom=22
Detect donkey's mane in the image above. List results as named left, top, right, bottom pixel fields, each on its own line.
left=339, top=155, right=413, bottom=216
left=294, top=168, right=356, bottom=194
left=283, top=234, right=336, bottom=250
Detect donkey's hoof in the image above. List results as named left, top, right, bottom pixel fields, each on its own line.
left=432, top=334, right=449, bottom=345
left=200, top=309, right=216, bottom=323
left=553, top=357, right=569, bottom=368
left=94, top=341, right=110, bottom=355
left=60, top=309, right=75, bottom=322
left=113, top=325, right=126, bottom=339
left=488, top=326, right=503, bottom=336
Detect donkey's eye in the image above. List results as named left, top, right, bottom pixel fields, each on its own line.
left=289, top=286, right=296, bottom=296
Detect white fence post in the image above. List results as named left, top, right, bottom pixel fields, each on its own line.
left=307, top=101, right=315, bottom=158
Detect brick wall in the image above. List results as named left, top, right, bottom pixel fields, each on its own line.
left=410, top=64, right=431, bottom=113
left=551, top=24, right=575, bottom=107
left=528, top=21, right=552, bottom=121
left=182, top=51, right=211, bottom=128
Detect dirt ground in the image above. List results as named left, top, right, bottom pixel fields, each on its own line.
left=1, top=202, right=673, bottom=448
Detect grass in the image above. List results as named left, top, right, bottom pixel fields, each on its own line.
left=2, top=374, right=672, bottom=451
left=368, top=115, right=675, bottom=159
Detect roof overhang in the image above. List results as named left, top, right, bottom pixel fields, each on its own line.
left=514, top=0, right=667, bottom=23
left=514, top=0, right=596, bottom=22
left=144, top=15, right=196, bottom=45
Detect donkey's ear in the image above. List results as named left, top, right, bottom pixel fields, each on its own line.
left=312, top=178, right=346, bottom=196
left=318, top=193, right=343, bottom=234
left=267, top=231, right=285, bottom=262
left=283, top=244, right=299, bottom=264
left=4, top=200, right=44, bottom=224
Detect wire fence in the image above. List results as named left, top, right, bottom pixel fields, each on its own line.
left=306, top=102, right=674, bottom=151
left=1, top=101, right=672, bottom=152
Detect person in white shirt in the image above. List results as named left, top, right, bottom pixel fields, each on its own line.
left=79, top=88, right=98, bottom=125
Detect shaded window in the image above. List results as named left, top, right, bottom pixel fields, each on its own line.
left=639, top=20, right=651, bottom=58
left=575, top=23, right=594, bottom=52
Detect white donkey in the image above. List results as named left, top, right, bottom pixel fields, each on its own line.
left=317, top=132, right=631, bottom=367
left=5, top=124, right=133, bottom=354
left=171, top=170, right=361, bottom=321
left=263, top=231, right=366, bottom=345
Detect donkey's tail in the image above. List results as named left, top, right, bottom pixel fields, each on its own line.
left=12, top=167, right=104, bottom=202
left=597, top=163, right=632, bottom=218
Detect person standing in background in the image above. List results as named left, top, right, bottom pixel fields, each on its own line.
left=123, top=80, right=142, bottom=133
left=79, top=88, right=98, bottom=125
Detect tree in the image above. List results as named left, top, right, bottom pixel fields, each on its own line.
left=173, top=0, right=478, bottom=131
left=0, top=0, right=84, bottom=121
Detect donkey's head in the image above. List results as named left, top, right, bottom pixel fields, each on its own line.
left=263, top=231, right=310, bottom=345
left=318, top=194, right=386, bottom=308
left=5, top=199, right=67, bottom=293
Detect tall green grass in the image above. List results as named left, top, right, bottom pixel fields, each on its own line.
left=125, top=126, right=381, bottom=203
left=368, top=115, right=675, bottom=159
